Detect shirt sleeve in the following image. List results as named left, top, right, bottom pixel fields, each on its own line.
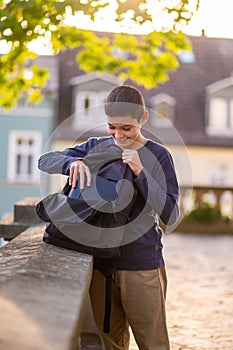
left=134, top=150, right=179, bottom=227
left=38, top=138, right=99, bottom=175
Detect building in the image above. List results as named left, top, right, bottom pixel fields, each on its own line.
left=2, top=34, right=233, bottom=223
left=47, top=35, right=233, bottom=219
left=0, top=55, right=58, bottom=221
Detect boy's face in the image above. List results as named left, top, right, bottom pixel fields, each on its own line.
left=106, top=115, right=143, bottom=149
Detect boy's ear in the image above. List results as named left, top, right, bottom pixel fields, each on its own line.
left=140, top=110, right=148, bottom=125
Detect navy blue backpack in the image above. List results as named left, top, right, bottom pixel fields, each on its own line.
left=36, top=143, right=137, bottom=258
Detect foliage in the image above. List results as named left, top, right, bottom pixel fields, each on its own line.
left=0, top=0, right=200, bottom=109
left=185, top=202, right=231, bottom=224
left=77, top=30, right=191, bottom=88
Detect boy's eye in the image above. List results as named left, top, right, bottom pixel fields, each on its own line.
left=108, top=125, right=131, bottom=131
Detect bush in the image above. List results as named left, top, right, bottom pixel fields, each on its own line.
left=185, top=202, right=230, bottom=224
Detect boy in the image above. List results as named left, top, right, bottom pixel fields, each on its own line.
left=38, top=85, right=179, bottom=349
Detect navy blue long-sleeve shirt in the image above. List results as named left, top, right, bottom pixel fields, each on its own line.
left=38, top=136, right=179, bottom=270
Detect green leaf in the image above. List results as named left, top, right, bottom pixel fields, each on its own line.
left=0, top=0, right=199, bottom=109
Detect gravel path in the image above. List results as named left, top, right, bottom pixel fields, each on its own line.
left=129, top=233, right=233, bottom=350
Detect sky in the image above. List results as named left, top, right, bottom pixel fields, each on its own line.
left=1, top=0, right=233, bottom=55
left=67, top=0, right=233, bottom=39
left=183, top=0, right=233, bottom=39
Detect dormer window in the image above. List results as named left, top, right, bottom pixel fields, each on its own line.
left=209, top=97, right=228, bottom=128
left=70, top=73, right=121, bottom=129
left=73, top=90, right=108, bottom=127
left=207, top=96, right=233, bottom=135
left=150, top=93, right=176, bottom=127
left=231, top=99, right=233, bottom=126
left=84, top=96, right=90, bottom=112
left=206, top=76, right=233, bottom=136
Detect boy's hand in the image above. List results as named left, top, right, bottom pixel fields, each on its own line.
left=122, top=149, right=143, bottom=176
left=69, top=160, right=91, bottom=189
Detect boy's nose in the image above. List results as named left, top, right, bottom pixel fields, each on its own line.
left=114, top=130, right=124, bottom=139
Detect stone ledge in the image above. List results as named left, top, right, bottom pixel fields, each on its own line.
left=0, top=214, right=30, bottom=240
left=14, top=197, right=42, bottom=224
left=0, top=225, right=93, bottom=350
left=0, top=197, right=42, bottom=240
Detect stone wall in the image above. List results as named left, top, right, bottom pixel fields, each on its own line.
left=0, top=198, right=102, bottom=350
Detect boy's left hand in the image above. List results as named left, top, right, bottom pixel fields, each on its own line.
left=122, top=149, right=143, bottom=176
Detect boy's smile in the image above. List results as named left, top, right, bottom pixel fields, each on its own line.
left=106, top=114, right=148, bottom=149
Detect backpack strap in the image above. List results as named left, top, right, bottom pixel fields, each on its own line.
left=94, top=257, right=118, bottom=333
left=103, top=274, right=113, bottom=333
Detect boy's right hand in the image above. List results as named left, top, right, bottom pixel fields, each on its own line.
left=69, top=160, right=91, bottom=189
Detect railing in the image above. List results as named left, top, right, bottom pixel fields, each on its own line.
left=178, top=185, right=233, bottom=234
left=0, top=198, right=103, bottom=350
left=180, top=185, right=233, bottom=215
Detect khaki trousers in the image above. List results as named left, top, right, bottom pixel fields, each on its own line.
left=89, top=267, right=170, bottom=350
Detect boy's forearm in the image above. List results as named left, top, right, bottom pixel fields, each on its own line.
left=38, top=151, right=81, bottom=175
left=38, top=138, right=99, bottom=175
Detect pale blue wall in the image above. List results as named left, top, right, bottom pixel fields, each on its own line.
left=0, top=97, right=55, bottom=219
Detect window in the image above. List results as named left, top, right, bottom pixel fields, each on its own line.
left=156, top=102, right=170, bottom=119
left=207, top=97, right=233, bottom=135
left=8, top=130, right=42, bottom=183
left=150, top=93, right=176, bottom=127
left=209, top=98, right=227, bottom=128
left=73, top=91, right=108, bottom=128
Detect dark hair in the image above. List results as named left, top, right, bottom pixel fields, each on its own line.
left=104, top=85, right=145, bottom=121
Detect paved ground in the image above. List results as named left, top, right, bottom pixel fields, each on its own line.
left=129, top=233, right=233, bottom=350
